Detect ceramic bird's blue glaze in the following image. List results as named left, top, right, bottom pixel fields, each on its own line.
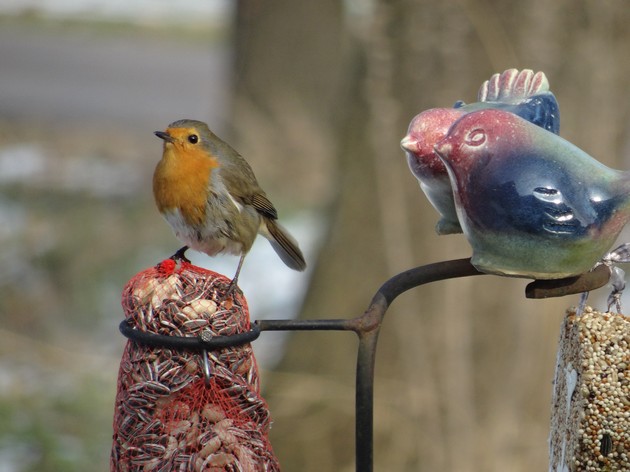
left=435, top=109, right=630, bottom=279
left=454, top=92, right=559, bottom=134
left=401, top=69, right=560, bottom=234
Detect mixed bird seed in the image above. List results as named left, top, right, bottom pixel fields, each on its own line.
left=550, top=307, right=630, bottom=472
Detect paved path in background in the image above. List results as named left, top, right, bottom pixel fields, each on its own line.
left=0, top=23, right=229, bottom=129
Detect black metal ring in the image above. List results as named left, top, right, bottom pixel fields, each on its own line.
left=118, top=318, right=261, bottom=351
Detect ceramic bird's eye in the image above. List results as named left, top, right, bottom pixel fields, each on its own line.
left=188, top=134, right=199, bottom=144
left=465, top=128, right=486, bottom=146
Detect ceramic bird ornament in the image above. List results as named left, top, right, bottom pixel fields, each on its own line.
left=401, top=68, right=560, bottom=234
left=434, top=109, right=630, bottom=280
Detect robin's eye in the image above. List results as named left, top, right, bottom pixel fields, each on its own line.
left=188, top=134, right=199, bottom=144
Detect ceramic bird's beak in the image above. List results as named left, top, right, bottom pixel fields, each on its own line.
left=400, top=135, right=417, bottom=152
left=154, top=130, right=174, bottom=143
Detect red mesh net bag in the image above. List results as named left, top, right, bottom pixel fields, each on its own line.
left=111, top=259, right=280, bottom=471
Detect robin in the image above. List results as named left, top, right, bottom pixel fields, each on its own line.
left=153, top=119, right=306, bottom=290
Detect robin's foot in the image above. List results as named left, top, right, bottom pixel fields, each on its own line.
left=170, top=246, right=191, bottom=263
left=219, top=277, right=240, bottom=302
left=217, top=254, right=245, bottom=302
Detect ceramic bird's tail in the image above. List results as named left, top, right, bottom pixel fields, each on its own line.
left=263, top=218, right=307, bottom=271
left=478, top=69, right=549, bottom=103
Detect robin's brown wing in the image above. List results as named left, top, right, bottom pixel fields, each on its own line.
left=213, top=145, right=279, bottom=220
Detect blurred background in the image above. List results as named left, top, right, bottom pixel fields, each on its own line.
left=1, top=1, right=629, bottom=471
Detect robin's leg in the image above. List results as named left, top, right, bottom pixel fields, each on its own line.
left=224, top=254, right=245, bottom=297
left=170, top=246, right=191, bottom=263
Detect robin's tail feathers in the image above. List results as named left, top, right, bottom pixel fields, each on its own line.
left=263, top=219, right=306, bottom=271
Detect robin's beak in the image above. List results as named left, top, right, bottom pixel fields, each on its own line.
left=154, top=131, right=174, bottom=143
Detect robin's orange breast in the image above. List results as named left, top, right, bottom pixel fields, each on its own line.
left=153, top=145, right=218, bottom=228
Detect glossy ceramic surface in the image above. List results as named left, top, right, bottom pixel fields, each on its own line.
left=435, top=109, right=630, bottom=279
left=401, top=69, right=560, bottom=234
